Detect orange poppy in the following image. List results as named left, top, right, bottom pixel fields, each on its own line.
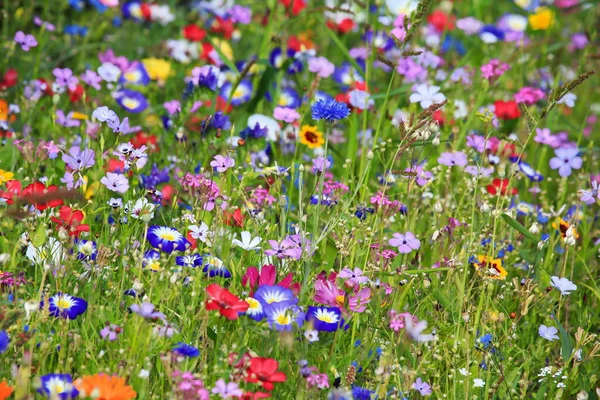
left=0, top=381, right=13, bottom=400
left=74, top=374, right=136, bottom=400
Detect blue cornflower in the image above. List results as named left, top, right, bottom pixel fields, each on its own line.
left=477, top=333, right=493, bottom=349
left=140, top=164, right=170, bottom=189
left=311, top=98, right=350, bottom=122
left=173, top=342, right=200, bottom=358
left=352, top=386, right=374, bottom=400
left=0, top=330, right=9, bottom=354
left=198, top=69, right=218, bottom=91
left=240, top=122, right=268, bottom=139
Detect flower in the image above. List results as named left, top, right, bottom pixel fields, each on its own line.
left=210, top=154, right=235, bottom=173
left=232, top=231, right=262, bottom=251
left=62, top=146, right=95, bottom=171
left=529, top=7, right=554, bottom=30
left=265, top=303, right=305, bottom=331
left=245, top=357, right=287, bottom=391
left=0, top=381, right=13, bottom=400
left=487, top=178, right=517, bottom=196
left=206, top=284, right=249, bottom=320
left=549, top=148, right=582, bottom=177
left=147, top=226, right=189, bottom=253
left=389, top=232, right=421, bottom=254
left=74, top=374, right=136, bottom=400
left=101, top=172, right=130, bottom=193
left=412, top=378, right=432, bottom=396
left=274, top=106, right=300, bottom=123
left=550, top=276, right=577, bottom=295
left=0, top=169, right=14, bottom=185
left=44, top=293, right=88, bottom=320
left=539, top=325, right=559, bottom=341
left=348, top=90, right=373, bottom=110
left=494, top=100, right=520, bottom=120
left=409, top=84, right=446, bottom=108
left=404, top=316, right=435, bottom=342
left=38, top=374, right=78, bottom=399
left=0, top=331, right=8, bottom=354
left=220, top=80, right=253, bottom=106
left=173, top=342, right=200, bottom=358
left=299, top=125, right=325, bottom=149
left=311, top=98, right=350, bottom=122
left=15, top=31, right=37, bottom=51
left=338, top=268, right=368, bottom=285
left=473, top=378, right=485, bottom=388
left=130, top=302, right=166, bottom=320
left=142, top=58, right=171, bottom=81
left=212, top=379, right=244, bottom=399
left=188, top=222, right=211, bottom=244
left=254, top=285, right=297, bottom=307
left=92, top=106, right=118, bottom=123
left=202, top=255, right=231, bottom=278
left=100, top=324, right=122, bottom=341
left=308, top=57, right=335, bottom=78
left=115, top=89, right=148, bottom=113
left=53, top=68, right=79, bottom=91
left=473, top=255, right=508, bottom=280
left=304, top=329, right=319, bottom=342
left=312, top=156, right=331, bottom=173
left=437, top=151, right=467, bottom=167
left=306, top=306, right=344, bottom=332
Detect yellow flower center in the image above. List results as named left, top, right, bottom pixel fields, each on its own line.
left=275, top=314, right=291, bottom=325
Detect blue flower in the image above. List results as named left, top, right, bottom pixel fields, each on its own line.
left=115, top=89, right=148, bottom=113
left=220, top=80, right=253, bottom=106
left=276, top=87, right=302, bottom=108
left=352, top=386, right=374, bottom=400
left=176, top=254, right=203, bottom=268
left=0, top=330, right=9, bottom=354
left=64, top=25, right=88, bottom=36
left=44, top=293, right=88, bottom=320
left=265, top=303, right=305, bottom=331
left=197, top=69, right=218, bottom=91
left=146, top=226, right=189, bottom=253
left=119, top=63, right=151, bottom=86
left=311, top=98, right=351, bottom=122
left=202, top=255, right=231, bottom=278
left=73, top=239, right=97, bottom=261
left=142, top=250, right=162, bottom=272
left=38, top=374, right=78, bottom=399
left=518, top=160, right=544, bottom=182
left=240, top=122, right=268, bottom=140
left=254, top=285, right=297, bottom=307
left=244, top=297, right=266, bottom=321
left=476, top=333, right=493, bottom=349
left=173, top=342, right=200, bottom=358
left=140, top=164, right=170, bottom=189
left=306, top=306, right=345, bottom=332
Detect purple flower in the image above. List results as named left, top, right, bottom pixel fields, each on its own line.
left=81, top=70, right=102, bottom=90
left=312, top=156, right=331, bottom=173
left=464, top=165, right=494, bottom=177
left=338, top=268, right=368, bottom=285
left=62, top=147, right=95, bottom=171
left=273, top=106, right=300, bottom=123
left=538, top=325, right=559, bottom=341
left=579, top=181, right=599, bottom=205
left=211, top=379, right=244, bottom=399
left=53, top=68, right=79, bottom=91
left=130, top=302, right=166, bottom=320
left=61, top=171, right=84, bottom=189
left=534, top=128, right=561, bottom=148
left=549, top=148, right=582, bottom=177
left=101, top=172, right=130, bottom=193
left=92, top=106, right=118, bottom=123
left=15, top=31, right=37, bottom=51
left=56, top=110, right=81, bottom=128
left=164, top=100, right=181, bottom=115
left=100, top=324, right=122, bottom=341
left=389, top=232, right=421, bottom=254
left=412, top=377, right=432, bottom=396
left=230, top=5, right=252, bottom=24
left=210, top=155, right=235, bottom=173
left=437, top=152, right=468, bottom=167
left=308, top=57, right=335, bottom=78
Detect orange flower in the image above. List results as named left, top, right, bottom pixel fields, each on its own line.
left=74, top=374, right=136, bottom=400
left=0, top=381, right=13, bottom=400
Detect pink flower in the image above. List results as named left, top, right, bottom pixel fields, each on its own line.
left=164, top=100, right=181, bottom=115
left=514, top=87, right=545, bottom=105
left=389, top=232, right=421, bottom=254
left=480, top=59, right=509, bottom=81
left=53, top=68, right=79, bottom=91
left=273, top=106, right=300, bottom=123
left=210, top=154, right=235, bottom=172
left=308, top=57, right=335, bottom=78
left=338, top=268, right=368, bottom=285
left=211, top=379, right=243, bottom=399
left=101, top=172, right=129, bottom=193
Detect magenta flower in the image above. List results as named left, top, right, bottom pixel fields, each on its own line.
left=100, top=324, right=122, bottom=341
left=101, top=172, right=130, bottom=193
left=15, top=31, right=37, bottom=51
left=338, top=268, right=368, bottom=285
left=534, top=128, right=561, bottom=148
left=308, top=57, right=335, bottom=78
left=514, top=87, right=545, bottom=105
left=230, top=5, right=252, bottom=24
left=81, top=70, right=102, bottom=90
left=53, top=68, right=79, bottom=91
left=211, top=379, right=243, bottom=399
left=480, top=59, right=509, bottom=81
left=389, top=232, right=421, bottom=254
left=164, top=100, right=181, bottom=115
left=437, top=152, right=467, bottom=167
left=273, top=106, right=300, bottom=123
left=549, top=148, right=582, bottom=177
left=210, top=154, right=235, bottom=173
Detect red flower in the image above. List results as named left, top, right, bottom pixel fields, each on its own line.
left=326, top=19, right=354, bottom=34
left=280, top=0, right=306, bottom=15
left=51, top=206, right=90, bottom=237
left=224, top=208, right=244, bottom=227
left=206, top=284, right=249, bottom=320
left=215, top=96, right=233, bottom=113
left=0, top=180, right=22, bottom=204
left=245, top=357, right=287, bottom=391
left=21, top=182, right=63, bottom=210
left=427, top=10, right=455, bottom=32
left=486, top=178, right=517, bottom=196
left=494, top=100, right=520, bottom=120
left=242, top=392, right=272, bottom=399
left=140, top=3, right=152, bottom=20
left=0, top=69, right=18, bottom=90
left=183, top=24, right=206, bottom=42
left=68, top=84, right=85, bottom=103
left=131, top=131, right=159, bottom=152
left=210, top=17, right=235, bottom=39
left=107, top=159, right=126, bottom=173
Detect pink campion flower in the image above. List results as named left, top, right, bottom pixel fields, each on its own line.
left=164, top=100, right=181, bottom=115
left=389, top=232, right=421, bottom=254
left=312, top=156, right=331, bottom=173
left=390, top=26, right=406, bottom=42
left=210, top=154, right=235, bottom=172
left=307, top=374, right=329, bottom=389
left=81, top=70, right=102, bottom=90
left=308, top=57, right=335, bottom=78
left=437, top=151, right=467, bottom=167
left=101, top=172, right=130, bottom=193
left=514, top=87, right=545, bottom=105
left=480, top=59, right=509, bottom=82
left=273, top=106, right=300, bottom=123
left=211, top=379, right=243, bottom=399
left=14, top=31, right=38, bottom=51
left=53, top=68, right=79, bottom=91
left=534, top=128, right=561, bottom=148
left=389, top=310, right=413, bottom=331
left=338, top=268, right=368, bottom=285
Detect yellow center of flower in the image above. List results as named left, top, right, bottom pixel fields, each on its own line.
left=158, top=232, right=175, bottom=241
left=335, top=295, right=345, bottom=306
left=56, top=298, right=71, bottom=310
left=275, top=314, right=291, bottom=325
left=125, top=71, right=140, bottom=82
left=123, top=98, right=140, bottom=110
left=148, top=261, right=161, bottom=271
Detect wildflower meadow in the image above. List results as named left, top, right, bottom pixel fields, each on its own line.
left=1, top=0, right=600, bottom=398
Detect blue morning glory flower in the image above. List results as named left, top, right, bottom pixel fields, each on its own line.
left=306, top=306, right=345, bottom=332
left=44, top=293, right=88, bottom=320
left=146, top=226, right=189, bottom=253
left=38, top=373, right=79, bottom=399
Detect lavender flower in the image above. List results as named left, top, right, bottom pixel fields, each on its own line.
left=210, top=155, right=235, bottom=173
left=549, top=148, right=582, bottom=177
left=211, top=379, right=243, bottom=399
left=437, top=152, right=468, bottom=167
left=389, top=232, right=421, bottom=254
left=550, top=276, right=577, bottom=295
left=53, top=68, right=79, bottom=91
left=101, top=172, right=130, bottom=193
left=130, top=302, right=166, bottom=320
left=412, top=378, right=432, bottom=396
left=62, top=147, right=95, bottom=171
left=15, top=31, right=37, bottom=51
left=539, top=325, right=559, bottom=341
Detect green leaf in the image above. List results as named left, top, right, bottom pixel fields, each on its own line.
left=551, top=313, right=574, bottom=361
left=31, top=223, right=47, bottom=248
left=501, top=214, right=538, bottom=242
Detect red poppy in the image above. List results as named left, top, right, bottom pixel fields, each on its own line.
left=427, top=10, right=455, bottom=32
left=131, top=131, right=159, bottom=152
left=160, top=184, right=173, bottom=206
left=140, top=3, right=152, bottom=20
left=107, top=159, right=126, bottom=173
left=210, top=17, right=235, bottom=39
left=245, top=357, right=287, bottom=391
left=242, top=392, right=272, bottom=399
left=494, top=100, right=520, bottom=120
left=0, top=69, right=18, bottom=90
left=224, top=208, right=244, bottom=227
left=214, top=96, right=233, bottom=113
left=68, top=84, right=85, bottom=103
left=205, top=284, right=249, bottom=320
left=21, top=182, right=63, bottom=210
left=51, top=206, right=90, bottom=237
left=280, top=0, right=306, bottom=15
left=486, top=178, right=517, bottom=196
left=326, top=19, right=354, bottom=34
left=287, top=35, right=314, bottom=53
left=183, top=24, right=206, bottom=42
left=0, top=180, right=22, bottom=204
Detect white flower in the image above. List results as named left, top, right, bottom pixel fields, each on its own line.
left=459, top=368, right=470, bottom=376
left=348, top=89, right=373, bottom=110
left=385, top=0, right=418, bottom=15
left=539, top=325, right=560, bottom=341
left=138, top=369, right=150, bottom=379
left=304, top=329, right=319, bottom=343
left=167, top=39, right=198, bottom=64
left=557, top=92, right=576, bottom=108
left=453, top=99, right=468, bottom=119
left=409, top=84, right=446, bottom=109
left=473, top=378, right=485, bottom=388
left=97, top=62, right=121, bottom=83
left=232, top=231, right=262, bottom=251
left=188, top=222, right=211, bottom=244
left=26, top=237, right=64, bottom=267
left=126, top=198, right=156, bottom=221
left=149, top=4, right=175, bottom=25
left=550, top=276, right=577, bottom=295
left=404, top=316, right=435, bottom=342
